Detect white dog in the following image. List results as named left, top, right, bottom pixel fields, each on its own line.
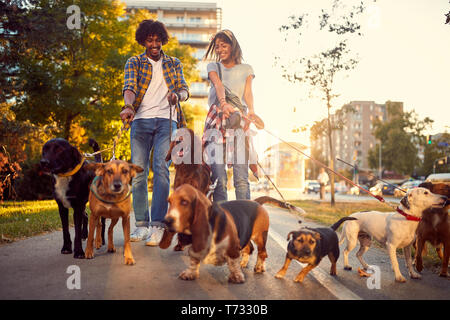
left=340, top=187, right=447, bottom=282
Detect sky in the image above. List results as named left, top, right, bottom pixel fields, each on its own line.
left=135, top=0, right=450, bottom=153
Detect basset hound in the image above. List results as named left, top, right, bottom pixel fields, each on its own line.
left=160, top=184, right=269, bottom=283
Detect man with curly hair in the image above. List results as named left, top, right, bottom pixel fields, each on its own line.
left=120, top=19, right=190, bottom=246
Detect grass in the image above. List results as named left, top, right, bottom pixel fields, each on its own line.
left=0, top=200, right=63, bottom=243
left=0, top=194, right=152, bottom=244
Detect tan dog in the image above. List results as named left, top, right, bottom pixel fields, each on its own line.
left=160, top=184, right=269, bottom=283
left=84, top=160, right=143, bottom=265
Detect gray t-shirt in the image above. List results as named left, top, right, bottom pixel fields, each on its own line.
left=207, top=62, right=255, bottom=108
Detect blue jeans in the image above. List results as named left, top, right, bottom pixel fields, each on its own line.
left=130, top=118, right=176, bottom=228
left=211, top=163, right=250, bottom=202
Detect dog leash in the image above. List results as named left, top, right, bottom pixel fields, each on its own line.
left=242, top=115, right=417, bottom=219
left=84, top=119, right=131, bottom=161
left=255, top=161, right=299, bottom=214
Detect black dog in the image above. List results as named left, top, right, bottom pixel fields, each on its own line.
left=275, top=217, right=356, bottom=283
left=40, top=138, right=105, bottom=259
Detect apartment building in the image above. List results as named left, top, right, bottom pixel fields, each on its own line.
left=124, top=1, right=222, bottom=106
left=311, top=101, right=403, bottom=172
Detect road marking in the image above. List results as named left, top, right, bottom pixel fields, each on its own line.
left=269, top=229, right=362, bottom=300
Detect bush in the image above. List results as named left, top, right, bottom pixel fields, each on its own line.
left=14, top=160, right=53, bottom=201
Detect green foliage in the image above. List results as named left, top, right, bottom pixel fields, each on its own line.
left=421, top=133, right=450, bottom=175
left=3, top=0, right=202, bottom=175
left=367, top=103, right=434, bottom=175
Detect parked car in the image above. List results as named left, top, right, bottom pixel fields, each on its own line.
left=304, top=180, right=320, bottom=194
left=349, top=184, right=369, bottom=196
left=325, top=182, right=349, bottom=194
left=393, top=180, right=423, bottom=197
left=369, top=181, right=397, bottom=196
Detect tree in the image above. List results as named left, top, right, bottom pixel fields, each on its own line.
left=367, top=101, right=433, bottom=176
left=421, top=133, right=450, bottom=175
left=3, top=0, right=200, bottom=158
left=278, top=1, right=364, bottom=205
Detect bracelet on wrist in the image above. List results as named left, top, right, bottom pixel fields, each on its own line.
left=121, top=104, right=135, bottom=113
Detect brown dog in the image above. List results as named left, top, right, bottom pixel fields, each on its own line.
left=275, top=217, right=356, bottom=283
left=416, top=182, right=450, bottom=277
left=84, top=160, right=143, bottom=265
left=160, top=184, right=269, bottom=283
left=165, top=128, right=211, bottom=251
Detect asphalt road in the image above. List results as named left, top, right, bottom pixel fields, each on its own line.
left=0, top=194, right=448, bottom=300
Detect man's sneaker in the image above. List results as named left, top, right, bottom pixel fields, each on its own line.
left=130, top=226, right=150, bottom=242
left=145, top=226, right=165, bottom=246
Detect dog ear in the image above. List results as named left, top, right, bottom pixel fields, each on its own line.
left=190, top=189, right=210, bottom=253
left=159, top=230, right=175, bottom=249
left=130, top=164, right=144, bottom=178
left=287, top=231, right=300, bottom=241
left=313, top=232, right=321, bottom=241
left=85, top=163, right=105, bottom=176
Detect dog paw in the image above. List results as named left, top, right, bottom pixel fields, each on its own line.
left=439, top=272, right=448, bottom=278
left=174, top=244, right=184, bottom=251
left=74, top=251, right=86, bottom=259
left=410, top=272, right=421, bottom=280
left=107, top=247, right=116, bottom=253
left=124, top=257, right=135, bottom=265
left=294, top=276, right=305, bottom=283
left=95, top=240, right=103, bottom=249
left=179, top=270, right=198, bottom=281
left=85, top=250, right=94, bottom=259
left=344, top=266, right=352, bottom=271
left=415, top=263, right=423, bottom=273
left=275, top=272, right=285, bottom=279
left=61, top=247, right=73, bottom=255
left=395, top=275, right=407, bottom=283
left=228, top=272, right=245, bottom=284
left=254, top=264, right=266, bottom=274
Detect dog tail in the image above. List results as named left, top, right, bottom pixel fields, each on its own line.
left=253, top=196, right=306, bottom=215
left=330, top=217, right=357, bottom=231
left=88, top=138, right=102, bottom=163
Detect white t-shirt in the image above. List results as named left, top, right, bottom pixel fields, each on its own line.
left=134, top=57, right=177, bottom=121
left=207, top=62, right=254, bottom=108
left=318, top=172, right=329, bottom=185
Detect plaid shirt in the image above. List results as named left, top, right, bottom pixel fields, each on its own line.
left=203, top=104, right=258, bottom=176
left=123, top=50, right=189, bottom=124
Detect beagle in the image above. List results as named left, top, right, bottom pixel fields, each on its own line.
left=160, top=184, right=269, bottom=283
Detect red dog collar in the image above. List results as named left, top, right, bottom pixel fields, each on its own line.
left=396, top=208, right=421, bottom=221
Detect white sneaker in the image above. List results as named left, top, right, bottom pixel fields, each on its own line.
left=145, top=226, right=165, bottom=246
left=130, top=226, right=150, bottom=242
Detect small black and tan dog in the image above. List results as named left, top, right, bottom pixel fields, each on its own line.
left=40, top=138, right=105, bottom=259
left=275, top=217, right=356, bottom=283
